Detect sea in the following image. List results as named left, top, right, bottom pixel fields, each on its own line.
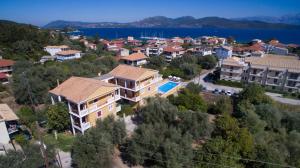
left=70, top=28, right=300, bottom=44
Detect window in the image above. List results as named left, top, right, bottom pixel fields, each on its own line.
left=275, top=72, right=279, bottom=76
left=229, top=73, right=233, bottom=76
left=253, top=69, right=257, bottom=74
left=97, top=111, right=102, bottom=118
left=274, top=79, right=278, bottom=84
left=148, top=87, right=151, bottom=91
left=108, top=104, right=113, bottom=111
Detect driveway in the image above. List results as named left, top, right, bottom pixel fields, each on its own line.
left=190, top=70, right=300, bottom=105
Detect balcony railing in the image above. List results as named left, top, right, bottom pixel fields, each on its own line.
left=82, top=122, right=91, bottom=131
left=75, top=95, right=121, bottom=117
left=116, top=105, right=121, bottom=112
left=287, top=76, right=300, bottom=81
left=221, top=68, right=243, bottom=73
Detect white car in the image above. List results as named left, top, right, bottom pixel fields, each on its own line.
left=226, top=91, right=232, bottom=96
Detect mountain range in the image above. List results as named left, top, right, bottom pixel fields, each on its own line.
left=234, top=13, right=300, bottom=25
left=43, top=16, right=300, bottom=30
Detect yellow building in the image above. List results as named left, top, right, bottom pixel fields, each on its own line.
left=49, top=77, right=121, bottom=134
left=98, top=64, right=163, bottom=106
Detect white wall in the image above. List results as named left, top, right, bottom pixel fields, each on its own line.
left=0, top=121, right=10, bottom=144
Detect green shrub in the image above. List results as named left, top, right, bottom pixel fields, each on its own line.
left=14, top=134, right=27, bottom=146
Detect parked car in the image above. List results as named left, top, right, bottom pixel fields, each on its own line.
left=213, top=88, right=221, bottom=94
left=221, top=89, right=226, bottom=94
left=226, top=91, right=232, bottom=96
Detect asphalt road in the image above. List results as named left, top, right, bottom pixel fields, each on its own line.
left=189, top=71, right=300, bottom=106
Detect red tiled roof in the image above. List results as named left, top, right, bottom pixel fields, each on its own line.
left=0, top=59, right=15, bottom=67
left=120, top=53, right=147, bottom=61
left=0, top=73, right=7, bottom=79
left=164, top=46, right=184, bottom=52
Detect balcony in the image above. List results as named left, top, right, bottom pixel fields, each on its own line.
left=287, top=76, right=300, bottom=81
left=121, top=95, right=141, bottom=102
left=221, top=68, right=243, bottom=74
left=74, top=95, right=121, bottom=117
left=82, top=122, right=91, bottom=131
left=116, top=105, right=121, bottom=112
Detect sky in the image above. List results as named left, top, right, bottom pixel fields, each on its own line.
left=0, top=0, right=300, bottom=26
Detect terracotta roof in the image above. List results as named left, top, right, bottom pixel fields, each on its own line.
left=164, top=46, right=184, bottom=52
left=0, top=73, right=7, bottom=79
left=109, top=64, right=159, bottom=81
left=287, top=44, right=299, bottom=48
left=45, top=45, right=69, bottom=49
left=245, top=54, right=300, bottom=72
left=0, top=59, right=15, bottom=67
left=56, top=50, right=81, bottom=56
left=49, top=77, right=119, bottom=103
left=0, top=104, right=19, bottom=121
left=120, top=53, right=147, bottom=61
left=132, top=47, right=144, bottom=52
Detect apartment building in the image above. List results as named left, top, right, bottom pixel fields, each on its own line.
left=44, top=45, right=70, bottom=56
left=98, top=65, right=163, bottom=105
left=120, top=52, right=148, bottom=66
left=56, top=50, right=82, bottom=61
left=49, top=77, right=121, bottom=134
left=221, top=54, right=300, bottom=92
left=220, top=57, right=247, bottom=82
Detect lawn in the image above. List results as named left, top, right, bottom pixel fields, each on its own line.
left=43, top=132, right=75, bottom=152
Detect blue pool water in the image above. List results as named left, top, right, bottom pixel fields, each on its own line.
left=158, top=81, right=179, bottom=93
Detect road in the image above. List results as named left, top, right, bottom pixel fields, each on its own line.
left=189, top=71, right=300, bottom=105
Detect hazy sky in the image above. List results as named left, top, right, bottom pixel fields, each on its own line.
left=0, top=0, right=300, bottom=26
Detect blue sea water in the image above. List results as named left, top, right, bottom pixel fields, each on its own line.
left=158, top=81, right=179, bottom=93
left=71, top=27, right=300, bottom=44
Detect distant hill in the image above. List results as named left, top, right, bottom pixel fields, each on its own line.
left=43, top=16, right=300, bottom=30
left=234, top=13, right=300, bottom=25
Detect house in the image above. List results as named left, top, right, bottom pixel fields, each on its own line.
left=44, top=45, right=70, bottom=56
left=0, top=59, right=14, bottom=75
left=145, top=45, right=164, bottom=57
left=120, top=52, right=148, bottom=66
left=163, top=45, right=185, bottom=62
left=99, top=65, right=163, bottom=105
left=56, top=50, right=82, bottom=61
left=119, top=48, right=130, bottom=57
left=0, top=104, right=19, bottom=145
left=192, top=47, right=213, bottom=56
left=49, top=77, right=121, bottom=134
left=171, top=37, right=184, bottom=44
left=215, top=46, right=233, bottom=59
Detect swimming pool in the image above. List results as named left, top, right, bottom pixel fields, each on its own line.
left=158, top=81, right=179, bottom=93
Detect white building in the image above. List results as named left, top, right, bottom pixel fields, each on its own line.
left=56, top=50, right=82, bottom=61
left=272, top=47, right=289, bottom=55
left=215, top=46, right=233, bottom=59
left=146, top=45, right=164, bottom=57
left=120, top=48, right=130, bottom=57
left=44, top=45, right=70, bottom=56
left=0, top=104, right=19, bottom=145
